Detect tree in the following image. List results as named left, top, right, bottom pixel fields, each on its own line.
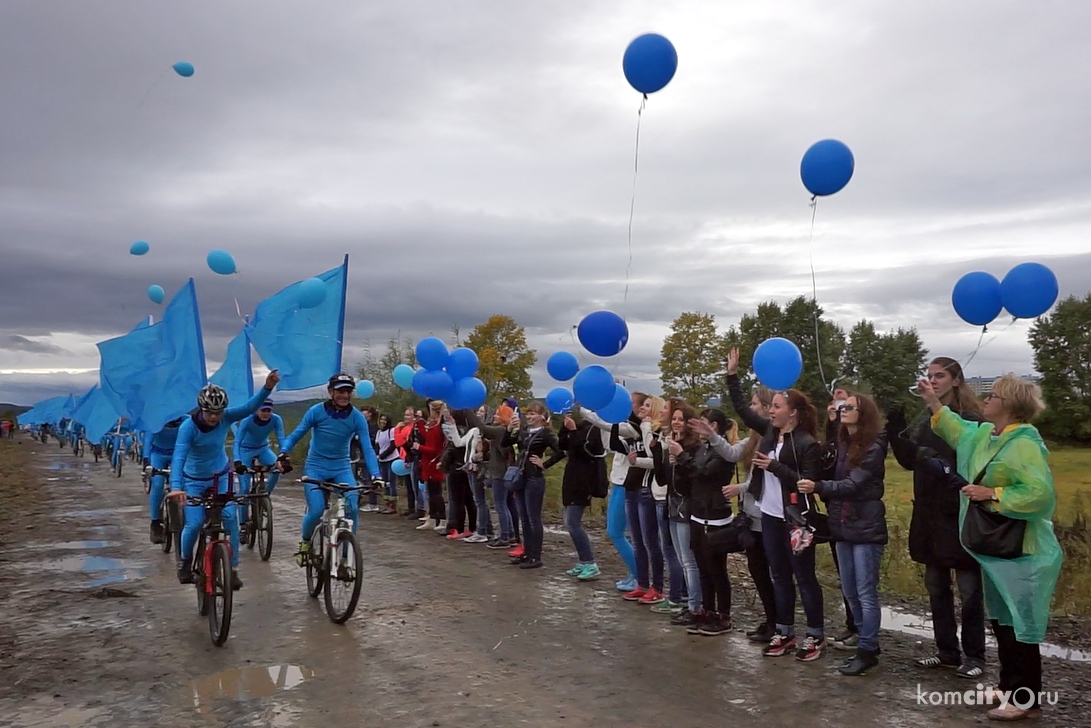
left=356, top=335, right=424, bottom=418
left=1029, top=294, right=1091, bottom=442
left=463, top=315, right=537, bottom=404
left=659, top=312, right=727, bottom=405
left=841, top=320, right=929, bottom=413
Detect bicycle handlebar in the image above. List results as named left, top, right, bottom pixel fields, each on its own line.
left=299, top=477, right=377, bottom=494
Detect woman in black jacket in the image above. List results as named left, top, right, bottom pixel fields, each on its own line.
left=503, top=403, right=563, bottom=570
left=725, top=348, right=825, bottom=662
left=799, top=392, right=888, bottom=676
left=887, top=356, right=986, bottom=678
left=550, top=413, right=607, bottom=580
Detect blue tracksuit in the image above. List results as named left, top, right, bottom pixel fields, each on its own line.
left=170, top=387, right=272, bottom=569
left=280, top=402, right=380, bottom=540
left=232, top=412, right=285, bottom=523
left=144, top=425, right=180, bottom=521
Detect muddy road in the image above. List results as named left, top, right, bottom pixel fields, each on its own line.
left=2, top=440, right=1090, bottom=727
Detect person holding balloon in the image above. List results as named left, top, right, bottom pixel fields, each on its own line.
left=503, top=403, right=563, bottom=570
left=414, top=401, right=449, bottom=533
left=395, top=407, right=425, bottom=518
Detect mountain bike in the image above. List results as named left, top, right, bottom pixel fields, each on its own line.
left=299, top=477, right=379, bottom=624
left=114, top=446, right=124, bottom=478
left=76, top=437, right=86, bottom=458
left=241, top=464, right=276, bottom=562
left=145, top=466, right=180, bottom=555
left=91, top=442, right=102, bottom=463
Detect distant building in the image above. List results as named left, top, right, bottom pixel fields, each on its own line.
left=966, top=375, right=1042, bottom=396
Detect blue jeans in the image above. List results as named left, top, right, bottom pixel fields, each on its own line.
left=657, top=500, right=686, bottom=604
left=148, top=452, right=170, bottom=520
left=564, top=505, right=594, bottom=563
left=236, top=446, right=278, bottom=525
left=178, top=476, right=240, bottom=569
left=301, top=464, right=359, bottom=540
left=761, top=513, right=825, bottom=638
left=491, top=478, right=516, bottom=540
left=669, top=519, right=702, bottom=613
left=607, top=484, right=637, bottom=578
left=625, top=488, right=663, bottom=591
left=380, top=460, right=398, bottom=497
left=836, top=542, right=884, bottom=651
left=514, top=476, right=546, bottom=561
left=470, top=473, right=491, bottom=535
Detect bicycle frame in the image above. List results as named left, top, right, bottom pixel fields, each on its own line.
left=199, top=503, right=233, bottom=597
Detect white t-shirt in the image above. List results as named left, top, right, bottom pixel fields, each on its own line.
left=759, top=442, right=785, bottom=519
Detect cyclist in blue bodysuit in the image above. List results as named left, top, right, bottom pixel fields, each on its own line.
left=143, top=418, right=183, bottom=544
left=69, top=421, right=84, bottom=455
left=231, top=400, right=284, bottom=531
left=169, top=371, right=280, bottom=589
left=278, top=373, right=382, bottom=565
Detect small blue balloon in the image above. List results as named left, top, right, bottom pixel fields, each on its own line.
left=297, top=277, right=326, bottom=309
left=546, top=351, right=580, bottom=382
left=1001, top=263, right=1058, bottom=319
left=572, top=365, right=615, bottom=411
left=130, top=241, right=149, bottom=256
left=952, top=271, right=1003, bottom=326
left=577, top=311, right=629, bottom=357
left=545, top=387, right=574, bottom=415
left=355, top=380, right=375, bottom=400
left=623, top=33, right=678, bottom=95
left=448, top=377, right=487, bottom=410
left=416, top=337, right=450, bottom=371
left=596, top=385, right=633, bottom=424
left=206, top=249, right=236, bottom=275
left=446, top=348, right=479, bottom=380
left=800, top=139, right=855, bottom=197
left=753, top=338, right=803, bottom=391
left=147, top=284, right=164, bottom=304
left=172, top=62, right=195, bottom=78
left=392, top=459, right=410, bottom=477
left=393, top=364, right=415, bottom=390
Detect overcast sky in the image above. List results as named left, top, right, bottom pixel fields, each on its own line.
left=2, top=1, right=1089, bottom=405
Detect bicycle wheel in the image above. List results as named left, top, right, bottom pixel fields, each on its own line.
left=305, top=526, right=326, bottom=599
left=245, top=501, right=256, bottom=550
left=93, top=447, right=99, bottom=463
left=115, top=456, right=123, bottom=478
left=194, top=539, right=208, bottom=616
left=143, top=473, right=151, bottom=495
left=257, top=497, right=273, bottom=562
left=323, top=530, right=363, bottom=624
left=207, top=542, right=233, bottom=646
left=159, top=498, right=173, bottom=554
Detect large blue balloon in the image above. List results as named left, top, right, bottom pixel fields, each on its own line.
left=446, top=348, right=479, bottom=380
left=800, top=139, right=855, bottom=197
left=448, top=377, right=487, bottom=410
left=297, top=277, right=326, bottom=309
left=547, top=351, right=580, bottom=382
left=355, top=380, right=375, bottom=400
left=392, top=459, right=410, bottom=477
left=130, top=241, right=149, bottom=256
left=596, top=385, right=633, bottom=424
left=545, top=387, right=574, bottom=415
left=1001, top=263, right=1058, bottom=319
left=416, top=337, right=450, bottom=371
left=207, top=249, right=236, bottom=275
left=952, top=271, right=1003, bottom=326
left=172, top=62, right=195, bottom=78
left=393, top=364, right=415, bottom=390
left=147, top=284, right=164, bottom=304
left=413, top=369, right=454, bottom=400
left=623, top=34, right=678, bottom=95
left=572, top=365, right=615, bottom=410
left=753, top=337, right=803, bottom=391
left=577, top=310, right=629, bottom=357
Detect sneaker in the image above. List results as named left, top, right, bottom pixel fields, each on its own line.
left=361, top=504, right=376, bottom=513
left=177, top=564, right=195, bottom=584
left=763, top=633, right=798, bottom=657
left=650, top=599, right=684, bottom=615
left=565, top=565, right=584, bottom=576
left=150, top=520, right=164, bottom=544
left=622, top=586, right=648, bottom=602
left=671, top=609, right=699, bottom=628
left=445, top=529, right=463, bottom=540
left=956, top=663, right=985, bottom=679
left=456, top=530, right=473, bottom=540
left=747, top=623, right=776, bottom=643
left=519, top=558, right=543, bottom=570
left=638, top=588, right=664, bottom=605
left=231, top=570, right=243, bottom=591
left=510, top=554, right=529, bottom=565
left=795, top=635, right=826, bottom=662
left=831, top=629, right=859, bottom=651
left=464, top=533, right=489, bottom=544
left=416, top=518, right=437, bottom=531
left=915, top=654, right=960, bottom=669
left=698, top=615, right=733, bottom=637
left=433, top=520, right=448, bottom=533
left=615, top=575, right=638, bottom=592
left=686, top=612, right=707, bottom=635
left=294, top=541, right=310, bottom=567
left=507, top=544, right=525, bottom=558
left=487, top=538, right=513, bottom=550
left=986, top=705, right=1042, bottom=722
left=577, top=564, right=601, bottom=581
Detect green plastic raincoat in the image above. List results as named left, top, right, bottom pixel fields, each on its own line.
left=931, top=406, right=1063, bottom=644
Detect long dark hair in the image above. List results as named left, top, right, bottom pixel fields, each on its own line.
left=841, top=392, right=880, bottom=466
left=671, top=402, right=700, bottom=448
left=930, top=356, right=983, bottom=418
left=699, top=408, right=736, bottom=444
left=784, top=389, right=818, bottom=439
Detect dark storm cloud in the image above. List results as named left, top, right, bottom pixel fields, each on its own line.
left=2, top=335, right=69, bottom=355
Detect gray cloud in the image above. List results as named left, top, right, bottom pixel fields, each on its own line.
left=2, top=335, right=69, bottom=355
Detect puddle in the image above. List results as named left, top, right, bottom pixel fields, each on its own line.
left=46, top=462, right=72, bottom=470
left=10, top=540, right=118, bottom=552
left=883, top=606, right=1091, bottom=663
left=188, top=665, right=315, bottom=714
left=70, top=506, right=144, bottom=517
left=17, top=555, right=151, bottom=586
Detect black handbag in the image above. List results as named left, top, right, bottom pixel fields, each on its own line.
left=704, top=513, right=756, bottom=554
left=960, top=447, right=1026, bottom=560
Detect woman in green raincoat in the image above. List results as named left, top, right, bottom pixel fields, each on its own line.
left=919, top=374, right=1062, bottom=722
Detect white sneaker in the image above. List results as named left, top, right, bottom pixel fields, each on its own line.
left=463, top=533, right=489, bottom=544
left=416, top=518, right=436, bottom=531
left=433, top=519, right=448, bottom=533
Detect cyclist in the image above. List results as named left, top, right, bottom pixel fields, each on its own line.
left=143, top=418, right=183, bottom=544
left=169, top=371, right=280, bottom=589
left=278, top=373, right=383, bottom=565
left=231, top=399, right=285, bottom=534
left=69, top=420, right=84, bottom=455
left=110, top=421, right=131, bottom=470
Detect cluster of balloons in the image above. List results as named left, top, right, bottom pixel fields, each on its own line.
left=409, top=337, right=487, bottom=410
left=800, top=139, right=855, bottom=197
left=542, top=311, right=632, bottom=422
left=952, top=263, right=1059, bottom=326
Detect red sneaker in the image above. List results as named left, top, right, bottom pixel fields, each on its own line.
left=446, top=530, right=463, bottom=540
left=638, top=588, right=664, bottom=605
left=622, top=587, right=648, bottom=602
left=507, top=544, right=525, bottom=558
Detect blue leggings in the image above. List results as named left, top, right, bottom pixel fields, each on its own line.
left=301, top=464, right=359, bottom=541
left=148, top=452, right=170, bottom=520
left=179, top=480, right=241, bottom=569
left=236, top=446, right=280, bottom=524
left=606, top=484, right=636, bottom=578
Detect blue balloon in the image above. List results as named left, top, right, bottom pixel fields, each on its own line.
left=392, top=459, right=410, bottom=477
left=413, top=369, right=454, bottom=400
left=1001, top=263, right=1058, bottom=319
left=147, top=284, right=164, bottom=304
left=800, top=139, right=855, bottom=197
left=206, top=249, right=236, bottom=275
left=547, top=351, right=580, bottom=381
left=355, top=380, right=375, bottom=400
left=393, top=364, right=415, bottom=390
left=446, top=348, right=479, bottom=380
left=416, top=337, right=450, bottom=371
left=577, top=310, right=629, bottom=357
left=130, top=241, right=149, bottom=256
left=297, top=277, right=326, bottom=309
left=412, top=368, right=431, bottom=397
left=753, top=337, right=803, bottom=391
left=623, top=33, right=678, bottom=95
left=952, top=271, right=1003, bottom=326
left=172, top=62, right=195, bottom=78
left=448, top=377, right=487, bottom=410
left=545, top=387, right=574, bottom=414
left=596, top=385, right=633, bottom=424
left=572, top=365, right=615, bottom=410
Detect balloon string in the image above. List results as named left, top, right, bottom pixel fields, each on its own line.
left=963, top=317, right=1018, bottom=369
left=807, top=195, right=831, bottom=394
left=232, top=272, right=243, bottom=320
left=623, top=95, right=646, bottom=308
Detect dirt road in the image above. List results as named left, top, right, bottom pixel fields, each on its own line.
left=2, top=440, right=1089, bottom=727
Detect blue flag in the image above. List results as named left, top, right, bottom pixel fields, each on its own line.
left=209, top=327, right=254, bottom=406
left=18, top=395, right=70, bottom=426
left=61, top=393, right=77, bottom=419
left=73, top=386, right=124, bottom=441
left=98, top=279, right=207, bottom=434
left=246, top=256, right=348, bottom=391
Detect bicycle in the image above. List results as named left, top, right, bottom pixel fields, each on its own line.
left=76, top=438, right=86, bottom=458
left=114, top=447, right=124, bottom=478
left=145, top=466, right=181, bottom=555
left=241, top=464, right=276, bottom=562
left=91, top=442, right=101, bottom=463
left=298, top=477, right=380, bottom=624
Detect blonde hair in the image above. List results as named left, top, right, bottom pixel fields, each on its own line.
left=991, top=374, right=1046, bottom=423
left=742, top=385, right=775, bottom=469
left=643, top=396, right=666, bottom=431
left=428, top=401, right=445, bottom=419
left=524, top=402, right=551, bottom=420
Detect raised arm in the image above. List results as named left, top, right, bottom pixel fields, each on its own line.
left=726, top=374, right=771, bottom=435
left=225, top=386, right=273, bottom=424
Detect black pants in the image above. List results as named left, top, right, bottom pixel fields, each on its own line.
left=447, top=470, right=476, bottom=534
left=745, top=531, right=778, bottom=629
left=426, top=478, right=446, bottom=522
left=925, top=564, right=986, bottom=666
left=829, top=539, right=858, bottom=633
left=690, top=524, right=731, bottom=616
left=993, top=620, right=1041, bottom=709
